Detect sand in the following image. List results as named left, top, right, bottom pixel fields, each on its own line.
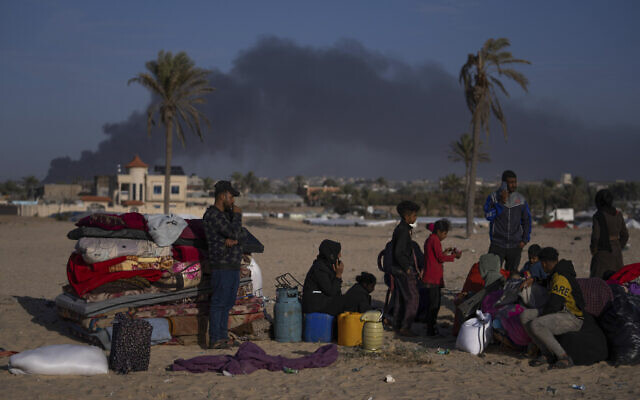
left=0, top=215, right=638, bottom=399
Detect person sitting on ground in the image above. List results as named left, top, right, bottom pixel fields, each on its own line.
left=390, top=200, right=421, bottom=337
left=452, top=253, right=509, bottom=336
left=302, top=239, right=345, bottom=316
left=520, top=244, right=546, bottom=281
left=343, top=272, right=377, bottom=313
left=421, top=219, right=461, bottom=336
left=520, top=247, right=585, bottom=369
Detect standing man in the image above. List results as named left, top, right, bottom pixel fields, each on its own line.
left=484, top=170, right=532, bottom=272
left=203, top=180, right=243, bottom=349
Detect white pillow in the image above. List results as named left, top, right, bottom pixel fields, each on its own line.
left=9, top=344, right=108, bottom=375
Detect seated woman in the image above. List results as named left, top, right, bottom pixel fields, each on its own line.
left=343, top=272, right=377, bottom=313
left=302, top=239, right=345, bottom=316
left=452, top=254, right=510, bottom=335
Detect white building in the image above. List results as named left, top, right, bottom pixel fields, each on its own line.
left=114, top=155, right=188, bottom=210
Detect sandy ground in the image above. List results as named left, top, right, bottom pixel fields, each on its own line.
left=0, top=215, right=638, bottom=399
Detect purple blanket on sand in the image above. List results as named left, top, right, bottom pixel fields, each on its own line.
left=171, top=342, right=338, bottom=374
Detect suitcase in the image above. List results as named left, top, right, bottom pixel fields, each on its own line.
left=108, top=313, right=152, bottom=374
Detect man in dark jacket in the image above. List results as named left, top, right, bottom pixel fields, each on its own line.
left=302, top=240, right=344, bottom=316
left=391, top=200, right=420, bottom=336
left=484, top=170, right=532, bottom=272
left=203, top=180, right=243, bottom=349
left=519, top=247, right=585, bottom=369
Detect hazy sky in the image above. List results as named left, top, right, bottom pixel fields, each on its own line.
left=1, top=1, right=639, bottom=182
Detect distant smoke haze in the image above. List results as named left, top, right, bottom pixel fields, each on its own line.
left=44, top=37, right=640, bottom=183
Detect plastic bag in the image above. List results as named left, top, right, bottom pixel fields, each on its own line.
left=456, top=310, right=493, bottom=355
left=599, top=284, right=640, bottom=365
left=9, top=344, right=108, bottom=375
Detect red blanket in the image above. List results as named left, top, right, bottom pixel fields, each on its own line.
left=179, top=219, right=206, bottom=239
left=607, top=263, right=640, bottom=285
left=66, top=253, right=162, bottom=296
left=172, top=245, right=206, bottom=262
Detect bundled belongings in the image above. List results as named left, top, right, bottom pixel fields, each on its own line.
left=599, top=284, right=640, bottom=365
left=557, top=313, right=608, bottom=366
left=57, top=212, right=266, bottom=351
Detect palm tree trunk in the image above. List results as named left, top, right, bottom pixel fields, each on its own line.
left=164, top=118, right=173, bottom=215
left=465, top=122, right=481, bottom=238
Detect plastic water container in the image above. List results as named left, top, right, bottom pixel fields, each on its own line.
left=274, top=287, right=302, bottom=342
left=361, top=310, right=384, bottom=352
left=247, top=257, right=263, bottom=297
left=303, top=313, right=334, bottom=342
left=337, top=312, right=364, bottom=346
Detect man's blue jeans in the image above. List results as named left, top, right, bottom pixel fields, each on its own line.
left=209, top=269, right=240, bottom=343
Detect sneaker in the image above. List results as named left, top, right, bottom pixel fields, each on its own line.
left=208, top=339, right=230, bottom=350
left=425, top=326, right=440, bottom=336
left=528, top=355, right=549, bottom=367
left=550, top=356, right=574, bottom=369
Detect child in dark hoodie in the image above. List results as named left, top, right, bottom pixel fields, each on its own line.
left=519, top=247, right=585, bottom=369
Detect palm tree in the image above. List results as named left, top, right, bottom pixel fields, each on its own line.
left=448, top=133, right=490, bottom=193
left=22, top=176, right=40, bottom=200
left=440, top=174, right=464, bottom=215
left=459, top=38, right=530, bottom=237
left=128, top=51, right=214, bottom=214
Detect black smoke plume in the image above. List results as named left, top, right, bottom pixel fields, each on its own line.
left=44, top=37, right=640, bottom=183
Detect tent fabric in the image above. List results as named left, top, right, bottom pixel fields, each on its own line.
left=543, top=220, right=569, bottom=228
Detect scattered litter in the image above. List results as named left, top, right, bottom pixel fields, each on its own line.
left=352, top=366, right=363, bottom=372
left=163, top=378, right=173, bottom=383
left=574, top=236, right=582, bottom=241
left=546, top=386, right=557, bottom=396
left=367, top=397, right=373, bottom=400
left=571, top=384, right=585, bottom=391
left=384, top=375, right=395, bottom=383
left=436, top=348, right=450, bottom=355
left=283, top=367, right=298, bottom=374
left=222, top=370, right=233, bottom=377
left=470, top=249, right=476, bottom=253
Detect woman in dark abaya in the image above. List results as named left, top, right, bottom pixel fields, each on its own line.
left=302, top=239, right=345, bottom=316
left=590, top=189, right=629, bottom=279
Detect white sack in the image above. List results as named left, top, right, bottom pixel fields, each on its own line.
left=9, top=344, right=108, bottom=375
left=456, top=310, right=493, bottom=355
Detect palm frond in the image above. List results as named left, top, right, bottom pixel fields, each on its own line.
left=499, top=68, right=529, bottom=92
left=489, top=76, right=509, bottom=97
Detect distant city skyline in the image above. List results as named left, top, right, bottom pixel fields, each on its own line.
left=1, top=1, right=639, bottom=182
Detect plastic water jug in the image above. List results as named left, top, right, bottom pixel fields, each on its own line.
left=360, top=310, right=383, bottom=352
left=303, top=313, right=334, bottom=342
left=274, top=287, right=302, bottom=342
left=337, top=312, right=364, bottom=346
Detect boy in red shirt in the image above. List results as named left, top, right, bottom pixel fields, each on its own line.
left=422, top=219, right=461, bottom=336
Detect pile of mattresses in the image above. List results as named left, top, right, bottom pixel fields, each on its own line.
left=56, top=212, right=266, bottom=349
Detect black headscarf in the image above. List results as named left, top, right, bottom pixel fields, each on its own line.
left=317, top=239, right=341, bottom=265
left=594, top=189, right=616, bottom=252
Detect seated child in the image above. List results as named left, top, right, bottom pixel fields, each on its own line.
left=519, top=247, right=585, bottom=369
left=343, top=272, right=377, bottom=313
left=422, top=219, right=461, bottom=336
left=520, top=244, right=548, bottom=282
